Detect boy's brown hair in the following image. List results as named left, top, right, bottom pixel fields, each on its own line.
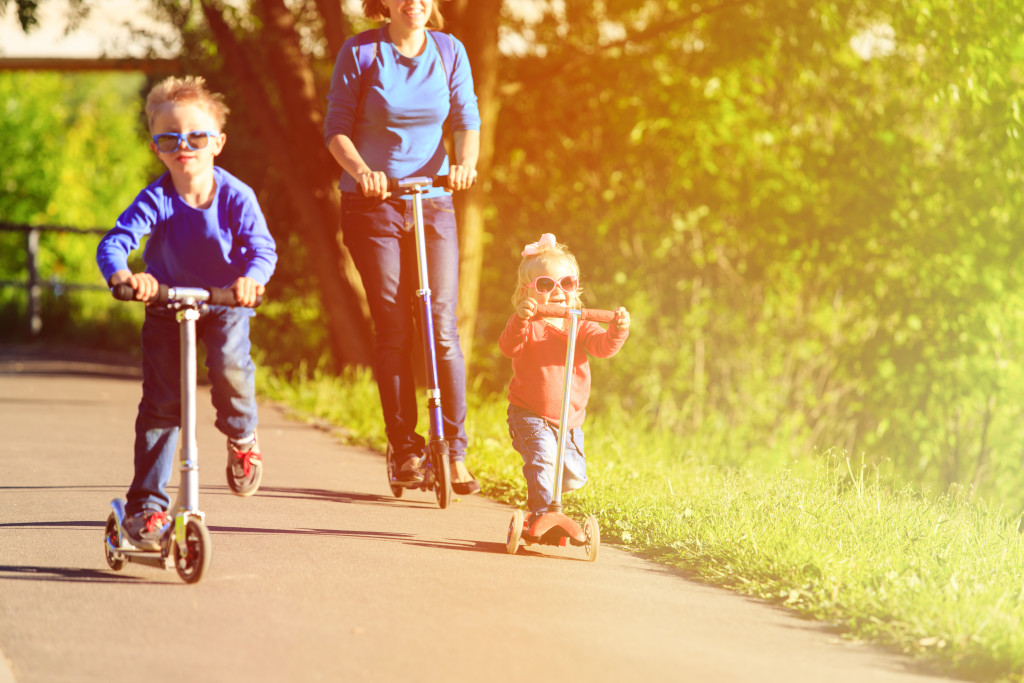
left=145, top=75, right=230, bottom=132
left=361, top=1, right=445, bottom=29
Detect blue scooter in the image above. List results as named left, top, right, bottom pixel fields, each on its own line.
left=380, top=176, right=459, bottom=509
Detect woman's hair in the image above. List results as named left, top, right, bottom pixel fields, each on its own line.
left=511, top=236, right=584, bottom=310
left=145, top=75, right=230, bottom=131
left=361, top=1, right=445, bottom=30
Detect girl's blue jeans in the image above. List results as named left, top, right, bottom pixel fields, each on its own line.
left=341, top=192, right=468, bottom=463
left=128, top=305, right=258, bottom=515
left=507, top=404, right=587, bottom=514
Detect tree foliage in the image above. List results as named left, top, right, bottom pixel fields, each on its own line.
left=477, top=0, right=1024, bottom=504
left=6, top=0, right=1024, bottom=505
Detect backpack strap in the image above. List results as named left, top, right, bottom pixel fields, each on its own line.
left=355, top=28, right=455, bottom=118
left=428, top=30, right=456, bottom=90
left=354, top=28, right=382, bottom=115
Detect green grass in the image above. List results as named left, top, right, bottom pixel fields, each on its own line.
left=258, top=368, right=1024, bottom=682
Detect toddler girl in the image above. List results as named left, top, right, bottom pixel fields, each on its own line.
left=498, top=233, right=630, bottom=522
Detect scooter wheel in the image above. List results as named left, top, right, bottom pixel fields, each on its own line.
left=583, top=515, right=600, bottom=562
left=385, top=446, right=403, bottom=498
left=104, top=513, right=125, bottom=571
left=506, top=509, right=524, bottom=555
left=431, top=441, right=451, bottom=509
left=174, top=518, right=212, bottom=584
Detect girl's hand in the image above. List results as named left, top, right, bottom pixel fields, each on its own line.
left=357, top=170, right=391, bottom=199
left=447, top=164, right=478, bottom=192
left=231, top=276, right=265, bottom=308
left=614, top=306, right=630, bottom=332
left=516, top=298, right=537, bottom=320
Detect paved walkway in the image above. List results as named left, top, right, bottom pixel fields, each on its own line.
left=0, top=348, right=962, bottom=682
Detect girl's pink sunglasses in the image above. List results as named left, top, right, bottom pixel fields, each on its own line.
left=528, top=275, right=579, bottom=294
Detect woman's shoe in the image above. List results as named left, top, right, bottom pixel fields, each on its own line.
left=451, top=460, right=481, bottom=495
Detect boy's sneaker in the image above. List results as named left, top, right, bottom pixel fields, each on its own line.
left=123, top=510, right=169, bottom=551
left=227, top=434, right=262, bottom=497
left=393, top=455, right=425, bottom=486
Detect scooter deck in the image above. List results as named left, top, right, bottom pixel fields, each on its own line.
left=522, top=510, right=587, bottom=546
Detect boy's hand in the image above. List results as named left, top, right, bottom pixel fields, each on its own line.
left=614, top=306, right=630, bottom=332
left=516, top=298, right=537, bottom=320
left=110, top=270, right=159, bottom=302
left=232, top=277, right=264, bottom=308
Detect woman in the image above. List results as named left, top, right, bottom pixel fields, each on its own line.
left=324, top=0, right=481, bottom=494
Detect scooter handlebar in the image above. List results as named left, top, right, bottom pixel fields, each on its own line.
left=384, top=174, right=470, bottom=193
left=533, top=304, right=617, bottom=324
left=111, top=283, right=262, bottom=308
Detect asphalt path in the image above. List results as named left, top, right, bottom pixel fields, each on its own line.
left=0, top=348, right=965, bottom=683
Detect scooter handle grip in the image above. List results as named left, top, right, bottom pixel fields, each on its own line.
left=383, top=175, right=469, bottom=193
left=110, top=283, right=137, bottom=301
left=110, top=283, right=173, bottom=303
left=207, top=287, right=263, bottom=308
left=533, top=304, right=617, bottom=324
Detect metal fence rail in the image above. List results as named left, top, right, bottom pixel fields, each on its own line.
left=0, top=222, right=108, bottom=336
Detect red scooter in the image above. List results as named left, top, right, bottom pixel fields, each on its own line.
left=505, top=304, right=615, bottom=562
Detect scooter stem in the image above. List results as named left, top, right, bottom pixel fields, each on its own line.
left=551, top=309, right=581, bottom=511
left=409, top=185, right=444, bottom=440
left=177, top=306, right=201, bottom=514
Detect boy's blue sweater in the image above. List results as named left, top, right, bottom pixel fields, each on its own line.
left=96, top=167, right=277, bottom=289
left=324, top=28, right=480, bottom=198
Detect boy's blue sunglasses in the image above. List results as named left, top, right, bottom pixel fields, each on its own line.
left=151, top=130, right=220, bottom=153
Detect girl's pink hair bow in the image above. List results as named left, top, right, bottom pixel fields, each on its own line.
left=522, top=233, right=557, bottom=257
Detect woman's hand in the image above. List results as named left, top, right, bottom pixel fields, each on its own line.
left=357, top=170, right=391, bottom=199
left=447, top=164, right=477, bottom=192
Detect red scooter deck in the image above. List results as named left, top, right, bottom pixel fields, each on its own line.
left=523, top=510, right=587, bottom=546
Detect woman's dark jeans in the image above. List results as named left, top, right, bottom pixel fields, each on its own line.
left=341, top=191, right=468, bottom=463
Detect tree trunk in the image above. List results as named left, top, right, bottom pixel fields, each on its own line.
left=446, top=0, right=502, bottom=366
left=200, top=0, right=373, bottom=368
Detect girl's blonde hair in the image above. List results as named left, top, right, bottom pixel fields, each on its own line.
left=361, top=0, right=445, bottom=29
left=145, top=75, right=230, bottom=132
left=512, top=235, right=584, bottom=310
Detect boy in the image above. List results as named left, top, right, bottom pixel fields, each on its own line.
left=96, top=76, right=277, bottom=550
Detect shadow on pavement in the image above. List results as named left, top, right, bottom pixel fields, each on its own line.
left=0, top=565, right=157, bottom=584
left=253, top=485, right=441, bottom=510
left=209, top=524, right=507, bottom=555
left=0, top=520, right=105, bottom=530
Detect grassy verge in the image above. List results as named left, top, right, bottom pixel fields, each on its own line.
left=259, top=367, right=1024, bottom=682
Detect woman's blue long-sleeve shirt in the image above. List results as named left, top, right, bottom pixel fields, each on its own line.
left=324, top=27, right=480, bottom=198
left=96, top=167, right=278, bottom=289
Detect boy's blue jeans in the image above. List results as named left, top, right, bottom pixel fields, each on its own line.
left=507, top=404, right=587, bottom=514
left=341, top=192, right=468, bottom=463
left=128, top=305, right=258, bottom=515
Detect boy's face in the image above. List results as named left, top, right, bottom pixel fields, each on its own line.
left=149, top=102, right=225, bottom=181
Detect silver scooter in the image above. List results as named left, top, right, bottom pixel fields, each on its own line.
left=103, top=283, right=259, bottom=583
